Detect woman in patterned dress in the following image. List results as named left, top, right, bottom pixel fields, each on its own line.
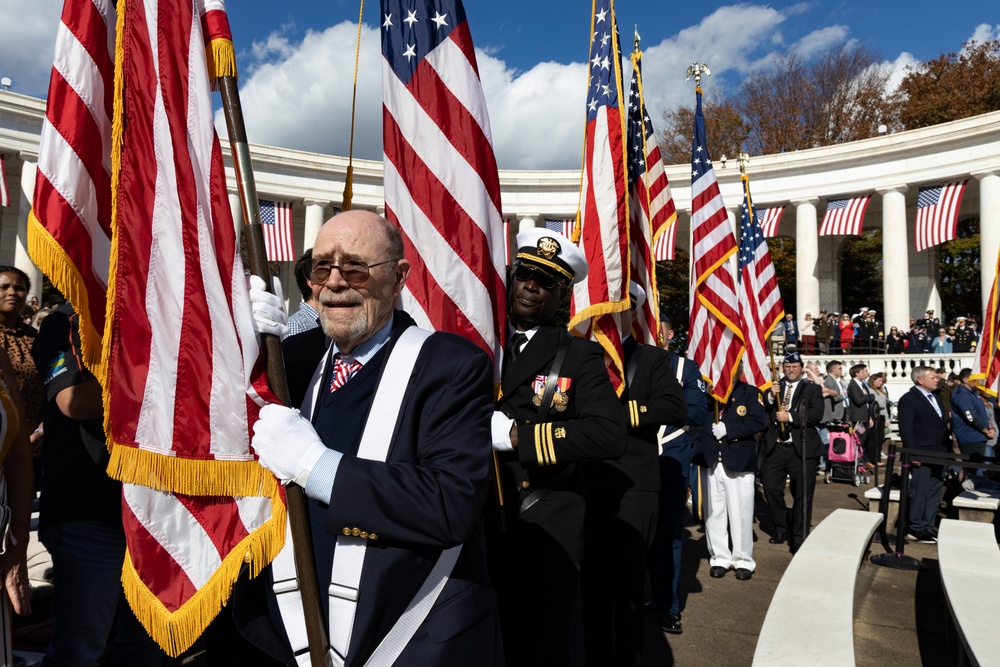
left=0, top=268, right=44, bottom=466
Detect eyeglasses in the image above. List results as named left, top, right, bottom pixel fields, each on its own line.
left=311, top=258, right=396, bottom=285
left=513, top=264, right=561, bottom=291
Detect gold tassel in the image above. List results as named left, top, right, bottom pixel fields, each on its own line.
left=206, top=38, right=237, bottom=90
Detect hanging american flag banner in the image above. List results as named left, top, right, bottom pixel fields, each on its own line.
left=819, top=196, right=871, bottom=236
left=381, top=0, right=507, bottom=376
left=738, top=174, right=783, bottom=391
left=653, top=224, right=676, bottom=260
left=258, top=199, right=295, bottom=261
left=569, top=0, right=629, bottom=393
left=30, top=0, right=284, bottom=655
left=687, top=85, right=744, bottom=403
left=626, top=44, right=676, bottom=345
left=915, top=181, right=967, bottom=252
left=758, top=205, right=785, bottom=238
left=545, top=218, right=574, bottom=237
left=0, top=155, right=9, bottom=207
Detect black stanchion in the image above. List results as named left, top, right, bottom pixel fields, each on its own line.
left=875, top=442, right=897, bottom=554
left=871, top=449, right=922, bottom=570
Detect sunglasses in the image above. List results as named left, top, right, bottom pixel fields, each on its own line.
left=513, top=264, right=561, bottom=290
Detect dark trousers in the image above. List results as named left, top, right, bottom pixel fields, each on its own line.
left=582, top=490, right=657, bottom=667
left=761, top=443, right=819, bottom=546
left=495, top=558, right=579, bottom=667
left=648, top=455, right=688, bottom=616
left=908, top=464, right=943, bottom=533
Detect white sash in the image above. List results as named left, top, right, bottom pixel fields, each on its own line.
left=272, top=327, right=461, bottom=666
left=657, top=356, right=690, bottom=454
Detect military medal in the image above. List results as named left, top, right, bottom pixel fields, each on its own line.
left=552, top=388, right=569, bottom=412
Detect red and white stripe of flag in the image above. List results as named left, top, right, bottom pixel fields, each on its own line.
left=973, top=242, right=1000, bottom=395
left=28, top=0, right=116, bottom=367
left=259, top=199, right=296, bottom=261
left=653, top=224, right=676, bottom=260
left=29, top=0, right=283, bottom=654
left=758, top=205, right=785, bottom=238
left=0, top=155, right=9, bottom=207
left=915, top=181, right=967, bottom=252
left=382, top=8, right=507, bottom=379
left=819, top=196, right=871, bottom=236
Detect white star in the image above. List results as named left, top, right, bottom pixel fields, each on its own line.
left=383, top=13, right=393, bottom=29
left=694, top=157, right=701, bottom=164
left=588, top=99, right=598, bottom=112
left=432, top=11, right=448, bottom=29
left=596, top=8, right=607, bottom=23
left=695, top=145, right=703, bottom=152
left=692, top=170, right=699, bottom=177
left=591, top=53, right=602, bottom=69
left=602, top=83, right=612, bottom=96
left=403, top=43, right=417, bottom=60
left=601, top=56, right=610, bottom=70
left=601, top=33, right=611, bottom=47
left=404, top=10, right=418, bottom=27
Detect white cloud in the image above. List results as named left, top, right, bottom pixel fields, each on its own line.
left=884, top=51, right=920, bottom=93
left=791, top=25, right=851, bottom=59
left=0, top=0, right=62, bottom=97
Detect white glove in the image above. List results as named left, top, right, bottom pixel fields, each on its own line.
left=249, top=275, right=288, bottom=339
left=252, top=404, right=328, bottom=487
left=491, top=412, right=515, bottom=452
left=711, top=422, right=727, bottom=440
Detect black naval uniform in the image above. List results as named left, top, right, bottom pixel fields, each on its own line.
left=490, top=325, right=626, bottom=667
left=760, top=378, right=825, bottom=549
left=582, top=336, right=686, bottom=666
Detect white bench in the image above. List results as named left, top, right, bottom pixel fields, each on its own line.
left=952, top=489, right=1000, bottom=523
left=864, top=485, right=900, bottom=531
left=937, top=519, right=1000, bottom=666
left=752, top=509, right=882, bottom=667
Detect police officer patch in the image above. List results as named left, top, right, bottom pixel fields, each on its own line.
left=736, top=405, right=747, bottom=416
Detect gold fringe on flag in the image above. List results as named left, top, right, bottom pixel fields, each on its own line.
left=121, top=484, right=287, bottom=658
left=206, top=37, right=237, bottom=88
left=107, top=445, right=279, bottom=498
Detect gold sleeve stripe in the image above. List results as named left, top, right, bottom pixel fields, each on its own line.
left=546, top=424, right=557, bottom=465
left=629, top=400, right=639, bottom=428
left=534, top=424, right=545, bottom=465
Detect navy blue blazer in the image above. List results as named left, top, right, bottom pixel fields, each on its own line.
left=692, top=381, right=767, bottom=473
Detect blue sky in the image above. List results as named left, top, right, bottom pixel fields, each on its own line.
left=2, top=1, right=997, bottom=169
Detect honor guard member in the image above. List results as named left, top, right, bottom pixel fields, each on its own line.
left=581, top=283, right=686, bottom=665
left=646, top=312, right=708, bottom=635
left=692, top=370, right=767, bottom=580
left=490, top=228, right=626, bottom=667
left=760, top=352, right=825, bottom=552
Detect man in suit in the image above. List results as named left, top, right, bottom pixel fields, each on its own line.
left=781, top=313, right=799, bottom=353
left=817, top=360, right=848, bottom=472
left=898, top=365, right=952, bottom=543
left=490, top=227, right=626, bottom=667
left=646, top=312, right=709, bottom=635
left=761, top=352, right=825, bottom=551
left=581, top=282, right=686, bottom=665
left=692, top=372, right=768, bottom=580
left=847, top=363, right=878, bottom=466
left=246, top=211, right=503, bottom=666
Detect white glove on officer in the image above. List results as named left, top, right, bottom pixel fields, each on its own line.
left=252, top=404, right=328, bottom=487
left=248, top=275, right=288, bottom=339
left=491, top=412, right=515, bottom=452
left=711, top=422, right=727, bottom=440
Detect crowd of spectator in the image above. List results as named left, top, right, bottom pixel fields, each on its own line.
left=781, top=308, right=981, bottom=355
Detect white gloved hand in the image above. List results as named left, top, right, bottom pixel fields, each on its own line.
left=711, top=422, right=727, bottom=440
left=491, top=412, right=515, bottom=452
left=249, top=275, right=288, bottom=339
left=252, top=404, right=328, bottom=487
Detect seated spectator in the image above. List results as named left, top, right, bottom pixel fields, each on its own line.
left=930, top=328, right=953, bottom=353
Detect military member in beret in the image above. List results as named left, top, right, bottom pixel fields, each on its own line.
left=489, top=228, right=626, bottom=667
left=760, top=352, right=825, bottom=552
left=581, top=283, right=686, bottom=665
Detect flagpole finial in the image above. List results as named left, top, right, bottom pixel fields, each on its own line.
left=633, top=26, right=641, bottom=53
left=737, top=152, right=751, bottom=175
left=686, top=62, right=711, bottom=90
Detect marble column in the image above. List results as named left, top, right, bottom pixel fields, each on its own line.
left=792, top=197, right=820, bottom=324
left=975, top=170, right=1000, bottom=318
left=14, top=153, right=42, bottom=306
left=303, top=200, right=328, bottom=252
left=878, top=185, right=909, bottom=332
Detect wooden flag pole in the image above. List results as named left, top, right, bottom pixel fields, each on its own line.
left=219, top=76, right=330, bottom=667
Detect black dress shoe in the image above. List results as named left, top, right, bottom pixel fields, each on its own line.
left=734, top=568, right=753, bottom=581
left=658, top=611, right=683, bottom=634
left=709, top=565, right=728, bottom=578
left=768, top=531, right=787, bottom=544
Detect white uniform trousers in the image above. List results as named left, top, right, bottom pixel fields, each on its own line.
left=703, top=460, right=756, bottom=571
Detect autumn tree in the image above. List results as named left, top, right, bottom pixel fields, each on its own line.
left=894, top=39, right=1000, bottom=130
left=939, top=217, right=981, bottom=319
left=657, top=96, right=749, bottom=165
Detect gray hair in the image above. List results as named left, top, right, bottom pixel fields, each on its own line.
left=910, top=365, right=934, bottom=383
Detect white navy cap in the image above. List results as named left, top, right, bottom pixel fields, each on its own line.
left=628, top=281, right=646, bottom=309
left=514, top=227, right=588, bottom=284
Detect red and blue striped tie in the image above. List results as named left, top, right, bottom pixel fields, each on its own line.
left=330, top=355, right=362, bottom=392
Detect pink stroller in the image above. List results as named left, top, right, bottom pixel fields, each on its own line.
left=824, top=421, right=870, bottom=486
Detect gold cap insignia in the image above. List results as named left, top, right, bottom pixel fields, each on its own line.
left=537, top=237, right=560, bottom=260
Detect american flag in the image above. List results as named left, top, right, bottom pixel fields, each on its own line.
left=0, top=155, right=8, bottom=207
left=758, top=205, right=785, bottom=238
left=381, top=0, right=507, bottom=376
left=545, top=218, right=574, bottom=238
left=915, top=181, right=967, bottom=252
left=504, top=219, right=512, bottom=264
left=626, top=49, right=676, bottom=345
left=738, top=176, right=783, bottom=391
left=973, top=243, right=1000, bottom=395
left=30, top=1, right=283, bottom=655
left=819, top=196, right=870, bottom=236
left=687, top=87, right=745, bottom=403
left=653, top=224, right=676, bottom=260
left=259, top=199, right=295, bottom=261
left=569, top=0, right=629, bottom=393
